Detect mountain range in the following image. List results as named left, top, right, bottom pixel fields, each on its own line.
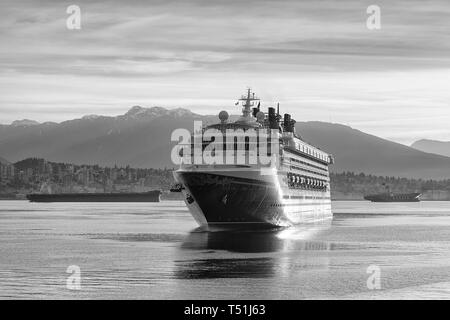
left=411, top=139, right=450, bottom=158
left=1, top=106, right=450, bottom=180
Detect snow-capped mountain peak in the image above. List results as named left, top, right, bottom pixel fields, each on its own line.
left=10, top=119, right=40, bottom=127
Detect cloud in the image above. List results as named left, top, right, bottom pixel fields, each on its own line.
left=0, top=0, right=449, bottom=144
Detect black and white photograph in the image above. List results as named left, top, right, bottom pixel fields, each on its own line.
left=1, top=0, right=450, bottom=305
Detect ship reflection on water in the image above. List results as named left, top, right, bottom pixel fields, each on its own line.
left=174, top=257, right=277, bottom=279
left=175, top=221, right=334, bottom=279
left=181, top=222, right=333, bottom=253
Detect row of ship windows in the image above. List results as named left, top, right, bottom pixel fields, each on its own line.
left=270, top=197, right=331, bottom=207
left=294, top=144, right=328, bottom=162
left=283, top=195, right=331, bottom=200
left=289, top=157, right=328, bottom=173
left=287, top=173, right=328, bottom=190
left=289, top=165, right=329, bottom=178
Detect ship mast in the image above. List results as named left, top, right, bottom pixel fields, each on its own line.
left=239, top=88, right=259, bottom=118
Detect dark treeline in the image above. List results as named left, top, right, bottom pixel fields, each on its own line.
left=1, top=158, right=175, bottom=196
left=3, top=157, right=450, bottom=200
left=330, top=171, right=450, bottom=199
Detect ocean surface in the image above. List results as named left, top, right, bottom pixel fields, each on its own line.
left=0, top=200, right=449, bottom=300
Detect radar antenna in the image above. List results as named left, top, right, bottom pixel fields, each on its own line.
left=238, top=88, right=259, bottom=118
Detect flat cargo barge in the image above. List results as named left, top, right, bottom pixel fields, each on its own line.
left=364, top=192, right=421, bottom=202
left=26, top=190, right=161, bottom=202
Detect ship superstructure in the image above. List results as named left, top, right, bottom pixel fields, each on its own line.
left=173, top=89, right=334, bottom=228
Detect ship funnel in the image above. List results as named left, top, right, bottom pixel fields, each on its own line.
left=268, top=107, right=278, bottom=129
left=283, top=113, right=296, bottom=132
left=284, top=114, right=293, bottom=132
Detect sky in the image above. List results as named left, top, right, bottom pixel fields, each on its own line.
left=0, top=0, right=449, bottom=145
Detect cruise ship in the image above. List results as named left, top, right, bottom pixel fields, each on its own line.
left=173, top=89, right=334, bottom=228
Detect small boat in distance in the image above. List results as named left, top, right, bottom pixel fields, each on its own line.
left=26, top=190, right=161, bottom=202
left=364, top=192, right=421, bottom=202
left=364, top=184, right=421, bottom=202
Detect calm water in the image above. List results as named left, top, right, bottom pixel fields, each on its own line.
left=0, top=200, right=449, bottom=299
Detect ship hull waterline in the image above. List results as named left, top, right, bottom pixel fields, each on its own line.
left=174, top=170, right=332, bottom=229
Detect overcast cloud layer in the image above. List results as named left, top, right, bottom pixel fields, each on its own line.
left=0, top=0, right=449, bottom=145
